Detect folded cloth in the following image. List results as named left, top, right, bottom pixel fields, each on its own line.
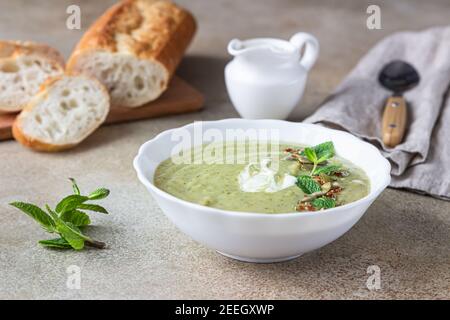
left=304, top=26, right=450, bottom=200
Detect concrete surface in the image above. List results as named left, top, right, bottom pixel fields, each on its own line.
left=0, top=0, right=449, bottom=299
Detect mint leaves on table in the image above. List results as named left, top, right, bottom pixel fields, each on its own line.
left=8, top=202, right=56, bottom=232
left=38, top=238, right=72, bottom=249
left=9, top=178, right=109, bottom=250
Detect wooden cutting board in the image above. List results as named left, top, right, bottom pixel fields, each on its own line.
left=0, top=76, right=204, bottom=141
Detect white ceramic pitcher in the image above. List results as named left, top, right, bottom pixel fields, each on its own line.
left=225, top=32, right=319, bottom=119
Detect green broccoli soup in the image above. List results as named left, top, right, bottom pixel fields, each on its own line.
left=154, top=141, right=370, bottom=213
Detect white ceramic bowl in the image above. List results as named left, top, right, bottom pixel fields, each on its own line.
left=133, top=119, right=391, bottom=263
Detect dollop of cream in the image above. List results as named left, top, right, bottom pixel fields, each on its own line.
left=238, top=158, right=297, bottom=193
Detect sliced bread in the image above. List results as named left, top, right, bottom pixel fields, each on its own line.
left=66, top=0, right=196, bottom=108
left=12, top=74, right=110, bottom=152
left=0, top=41, right=65, bottom=113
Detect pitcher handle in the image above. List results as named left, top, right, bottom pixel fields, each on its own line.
left=289, top=32, right=319, bottom=71
left=228, top=39, right=243, bottom=56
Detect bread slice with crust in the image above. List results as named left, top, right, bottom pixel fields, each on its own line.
left=0, top=40, right=65, bottom=113
left=66, top=0, right=196, bottom=108
left=12, top=74, right=110, bottom=152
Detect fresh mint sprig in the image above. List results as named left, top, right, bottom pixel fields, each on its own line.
left=295, top=141, right=343, bottom=212
left=9, top=178, right=109, bottom=250
left=302, top=141, right=335, bottom=176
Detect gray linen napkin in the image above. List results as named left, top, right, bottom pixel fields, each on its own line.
left=304, top=26, right=450, bottom=200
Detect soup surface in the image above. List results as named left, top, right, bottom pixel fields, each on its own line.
left=154, top=141, right=370, bottom=213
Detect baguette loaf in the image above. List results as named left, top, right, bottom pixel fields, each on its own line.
left=0, top=41, right=65, bottom=113
left=67, top=0, right=196, bottom=108
left=12, top=74, right=110, bottom=152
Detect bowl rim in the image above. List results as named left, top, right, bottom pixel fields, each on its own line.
left=133, top=119, right=391, bottom=218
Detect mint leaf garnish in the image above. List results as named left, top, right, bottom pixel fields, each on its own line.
left=303, top=147, right=318, bottom=164
left=296, top=175, right=322, bottom=194
left=313, top=141, right=335, bottom=162
left=311, top=197, right=336, bottom=209
left=294, top=142, right=344, bottom=211
left=313, top=164, right=342, bottom=175
left=301, top=141, right=336, bottom=176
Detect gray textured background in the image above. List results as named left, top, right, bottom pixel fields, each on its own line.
left=0, top=0, right=449, bottom=299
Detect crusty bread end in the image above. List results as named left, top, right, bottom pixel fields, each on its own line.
left=0, top=40, right=65, bottom=113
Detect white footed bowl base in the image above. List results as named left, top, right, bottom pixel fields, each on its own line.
left=217, top=251, right=303, bottom=263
